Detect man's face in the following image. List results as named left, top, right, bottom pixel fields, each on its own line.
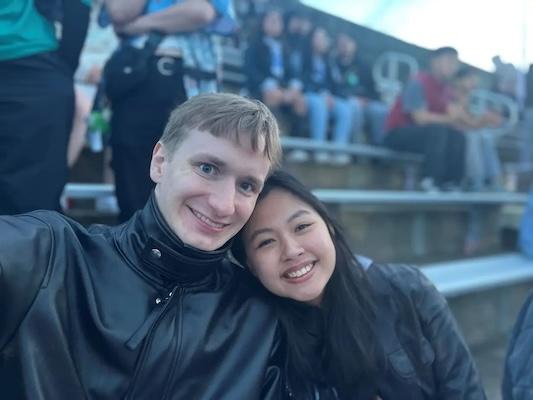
left=150, top=130, right=271, bottom=251
left=433, top=53, right=459, bottom=80
left=337, top=34, right=356, bottom=59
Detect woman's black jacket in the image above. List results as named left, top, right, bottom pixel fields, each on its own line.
left=286, top=261, right=487, bottom=400
left=0, top=196, right=284, bottom=399
left=502, top=289, right=533, bottom=400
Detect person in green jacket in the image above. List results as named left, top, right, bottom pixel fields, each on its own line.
left=0, top=0, right=90, bottom=215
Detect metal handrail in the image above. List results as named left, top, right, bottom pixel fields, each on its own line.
left=372, top=51, right=419, bottom=105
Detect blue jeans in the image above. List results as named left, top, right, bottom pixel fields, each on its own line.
left=305, top=92, right=353, bottom=145
left=350, top=98, right=389, bottom=145
left=465, top=130, right=502, bottom=187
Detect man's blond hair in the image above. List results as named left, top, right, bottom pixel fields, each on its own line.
left=160, top=93, right=282, bottom=168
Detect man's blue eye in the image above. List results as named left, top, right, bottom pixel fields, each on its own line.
left=240, top=182, right=255, bottom=193
left=200, top=164, right=214, bottom=174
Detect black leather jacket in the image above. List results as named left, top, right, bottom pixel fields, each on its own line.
left=286, top=261, right=487, bottom=400
left=502, top=289, right=533, bottom=400
left=0, top=196, right=284, bottom=399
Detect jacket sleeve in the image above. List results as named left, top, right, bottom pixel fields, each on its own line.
left=502, top=291, right=533, bottom=400
left=405, top=266, right=487, bottom=400
left=0, top=213, right=53, bottom=350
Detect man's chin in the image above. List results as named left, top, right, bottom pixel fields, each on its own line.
left=181, top=235, right=230, bottom=252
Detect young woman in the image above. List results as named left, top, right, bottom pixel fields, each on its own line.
left=232, top=171, right=487, bottom=399
left=301, top=27, right=354, bottom=165
left=244, top=8, right=307, bottom=119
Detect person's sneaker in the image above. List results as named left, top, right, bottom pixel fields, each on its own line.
left=314, top=151, right=331, bottom=164
left=286, top=149, right=310, bottom=163
left=418, top=177, right=439, bottom=192
left=331, top=153, right=351, bottom=166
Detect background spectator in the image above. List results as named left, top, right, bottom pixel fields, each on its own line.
left=452, top=67, right=504, bottom=191
left=330, top=32, right=389, bottom=145
left=103, top=0, right=227, bottom=222
left=0, top=0, right=90, bottom=215
left=301, top=26, right=353, bottom=165
left=384, top=46, right=465, bottom=191
left=283, top=7, right=313, bottom=83
left=244, top=8, right=306, bottom=136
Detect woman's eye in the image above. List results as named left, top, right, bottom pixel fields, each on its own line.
left=199, top=163, right=215, bottom=175
left=257, top=238, right=274, bottom=249
left=295, top=223, right=312, bottom=232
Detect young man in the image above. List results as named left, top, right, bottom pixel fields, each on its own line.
left=384, top=46, right=465, bottom=191
left=0, top=93, right=284, bottom=399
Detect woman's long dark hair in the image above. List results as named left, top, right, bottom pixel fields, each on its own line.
left=232, top=171, right=379, bottom=398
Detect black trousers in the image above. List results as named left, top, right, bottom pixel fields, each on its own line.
left=110, top=56, right=186, bottom=222
left=384, top=124, right=466, bottom=185
left=0, top=52, right=74, bottom=215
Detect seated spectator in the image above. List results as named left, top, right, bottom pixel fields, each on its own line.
left=244, top=8, right=307, bottom=135
left=283, top=6, right=313, bottom=85
left=331, top=32, right=389, bottom=145
left=492, top=55, right=526, bottom=107
left=519, top=189, right=533, bottom=258
left=384, top=47, right=465, bottom=191
left=301, top=26, right=353, bottom=165
left=452, top=67, right=504, bottom=191
left=502, top=289, right=533, bottom=399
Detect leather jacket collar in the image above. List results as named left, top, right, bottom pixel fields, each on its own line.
left=117, top=193, right=231, bottom=289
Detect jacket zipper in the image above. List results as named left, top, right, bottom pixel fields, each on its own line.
left=124, top=285, right=180, bottom=400
left=161, top=287, right=185, bottom=400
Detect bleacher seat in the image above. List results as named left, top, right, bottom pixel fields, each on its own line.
left=422, top=252, right=533, bottom=297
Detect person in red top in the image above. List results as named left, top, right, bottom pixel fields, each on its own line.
left=384, top=47, right=465, bottom=191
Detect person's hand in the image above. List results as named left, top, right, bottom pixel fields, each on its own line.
left=85, top=66, right=103, bottom=85
left=114, top=16, right=151, bottom=36
left=446, top=103, right=465, bottom=123
left=481, top=111, right=503, bottom=127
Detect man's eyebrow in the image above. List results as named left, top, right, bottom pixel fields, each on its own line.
left=249, top=209, right=311, bottom=242
left=192, top=153, right=227, bottom=168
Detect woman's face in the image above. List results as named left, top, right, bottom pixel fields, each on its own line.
left=312, top=28, right=330, bottom=54
left=262, top=10, right=283, bottom=38
left=242, top=189, right=336, bottom=306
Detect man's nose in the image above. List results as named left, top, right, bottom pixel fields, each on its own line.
left=208, top=181, right=236, bottom=217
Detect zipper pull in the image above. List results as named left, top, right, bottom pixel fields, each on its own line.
left=125, top=287, right=178, bottom=350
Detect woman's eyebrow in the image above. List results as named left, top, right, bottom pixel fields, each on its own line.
left=287, top=209, right=311, bottom=223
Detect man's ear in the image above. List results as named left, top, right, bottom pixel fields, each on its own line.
left=150, top=142, right=166, bottom=183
